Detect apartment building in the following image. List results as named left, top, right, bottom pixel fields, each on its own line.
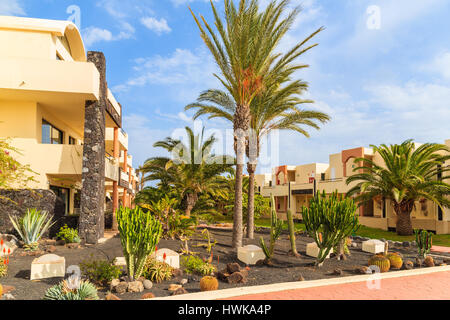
left=0, top=16, right=139, bottom=243
left=257, top=140, right=450, bottom=234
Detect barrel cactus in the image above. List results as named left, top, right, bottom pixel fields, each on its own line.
left=424, top=256, right=435, bottom=267
left=200, top=276, right=219, bottom=292
left=386, top=253, right=403, bottom=270
left=368, top=254, right=390, bottom=273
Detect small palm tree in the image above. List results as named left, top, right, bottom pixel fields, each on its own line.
left=140, top=127, right=234, bottom=217
left=346, top=140, right=450, bottom=235
left=189, top=0, right=325, bottom=246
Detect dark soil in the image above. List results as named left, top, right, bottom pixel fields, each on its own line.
left=1, top=228, right=449, bottom=300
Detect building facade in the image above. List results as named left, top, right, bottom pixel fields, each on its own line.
left=257, top=140, right=450, bottom=234
left=0, top=16, right=139, bottom=243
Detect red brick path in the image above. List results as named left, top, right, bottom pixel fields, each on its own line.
left=225, top=270, right=450, bottom=300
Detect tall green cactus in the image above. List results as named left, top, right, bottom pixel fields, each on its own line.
left=302, top=191, right=359, bottom=267
left=414, top=229, right=433, bottom=258
left=260, top=195, right=283, bottom=263
left=117, top=206, right=162, bottom=281
left=286, top=209, right=299, bottom=257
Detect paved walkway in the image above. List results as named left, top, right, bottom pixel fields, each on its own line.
left=432, top=245, right=450, bottom=254
left=225, top=270, right=450, bottom=300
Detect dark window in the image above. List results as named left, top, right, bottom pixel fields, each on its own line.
left=321, top=173, right=326, bottom=181
left=69, top=136, right=77, bottom=145
left=42, top=120, right=64, bottom=144
left=50, top=186, right=70, bottom=215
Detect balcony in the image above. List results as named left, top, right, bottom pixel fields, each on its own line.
left=105, top=157, right=119, bottom=182
left=119, top=151, right=133, bottom=168
left=105, top=127, right=128, bottom=153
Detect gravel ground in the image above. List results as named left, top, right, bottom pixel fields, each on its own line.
left=1, top=228, right=449, bottom=300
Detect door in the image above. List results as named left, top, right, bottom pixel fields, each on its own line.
left=50, top=186, right=71, bottom=215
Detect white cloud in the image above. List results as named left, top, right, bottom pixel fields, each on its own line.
left=171, top=0, right=218, bottom=7
left=113, top=47, right=220, bottom=102
left=82, top=27, right=113, bottom=46
left=0, top=0, right=25, bottom=15
left=141, top=17, right=171, bottom=35
left=422, top=51, right=450, bottom=80
left=82, top=21, right=135, bottom=47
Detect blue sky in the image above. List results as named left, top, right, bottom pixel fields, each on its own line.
left=2, top=0, right=450, bottom=174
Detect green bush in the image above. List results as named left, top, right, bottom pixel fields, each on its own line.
left=79, top=258, right=122, bottom=286
left=181, top=255, right=216, bottom=276
left=142, top=258, right=174, bottom=283
left=56, top=224, right=80, bottom=244
left=117, top=206, right=162, bottom=281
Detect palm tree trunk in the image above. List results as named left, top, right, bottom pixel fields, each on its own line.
left=394, top=200, right=414, bottom=236
left=184, top=193, right=198, bottom=218
left=232, top=104, right=250, bottom=249
left=246, top=163, right=256, bottom=239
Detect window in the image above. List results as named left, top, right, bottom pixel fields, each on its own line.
left=321, top=173, right=326, bottom=181
left=42, top=120, right=64, bottom=144
left=50, top=186, right=71, bottom=215
left=69, top=136, right=77, bottom=145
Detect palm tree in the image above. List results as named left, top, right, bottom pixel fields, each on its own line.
left=346, top=140, right=450, bottom=236
left=190, top=0, right=324, bottom=247
left=140, top=126, right=234, bottom=217
left=187, top=84, right=329, bottom=239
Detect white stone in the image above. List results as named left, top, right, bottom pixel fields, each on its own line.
left=30, top=254, right=65, bottom=280
left=150, top=248, right=180, bottom=269
left=362, top=239, right=385, bottom=254
left=237, top=245, right=266, bottom=265
left=0, top=234, right=18, bottom=257
left=114, top=257, right=127, bottom=266
left=306, top=242, right=333, bottom=258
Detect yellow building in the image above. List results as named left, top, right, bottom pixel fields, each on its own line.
left=0, top=16, right=139, bottom=242
left=258, top=140, right=450, bottom=234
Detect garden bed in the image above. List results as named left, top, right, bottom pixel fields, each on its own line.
left=1, top=228, right=449, bottom=300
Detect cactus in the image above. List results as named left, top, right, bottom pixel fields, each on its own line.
left=368, top=254, right=391, bottom=273
left=302, top=191, right=359, bottom=267
left=424, top=256, right=435, bottom=267
left=200, top=276, right=219, bottom=292
left=414, top=229, right=433, bottom=258
left=286, top=209, right=300, bottom=257
left=0, top=259, right=7, bottom=278
left=386, top=253, right=403, bottom=269
left=117, top=206, right=162, bottom=281
left=260, top=195, right=284, bottom=263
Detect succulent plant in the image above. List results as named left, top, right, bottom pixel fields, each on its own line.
left=143, top=258, right=174, bottom=283
left=200, top=276, right=219, bottom=292
left=414, top=229, right=433, bottom=258
left=43, top=280, right=99, bottom=300
left=9, top=209, right=54, bottom=251
left=117, top=206, right=162, bottom=281
left=260, top=195, right=283, bottom=263
left=368, top=254, right=390, bottom=273
left=386, top=253, right=403, bottom=270
left=424, top=256, right=435, bottom=267
left=0, top=259, right=7, bottom=278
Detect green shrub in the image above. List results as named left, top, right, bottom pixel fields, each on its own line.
left=56, top=224, right=80, bottom=244
left=142, top=258, right=174, bottom=283
left=79, top=258, right=122, bottom=286
left=117, top=206, right=162, bottom=281
left=181, top=255, right=216, bottom=276
left=43, top=280, right=99, bottom=300
left=9, top=208, right=54, bottom=251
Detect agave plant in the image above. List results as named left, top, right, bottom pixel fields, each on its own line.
left=43, top=280, right=99, bottom=300
left=9, top=208, right=55, bottom=251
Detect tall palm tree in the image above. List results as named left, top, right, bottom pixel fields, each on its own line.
left=140, top=127, right=234, bottom=217
left=346, top=140, right=450, bottom=236
left=187, top=86, right=329, bottom=238
left=190, top=0, right=324, bottom=247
